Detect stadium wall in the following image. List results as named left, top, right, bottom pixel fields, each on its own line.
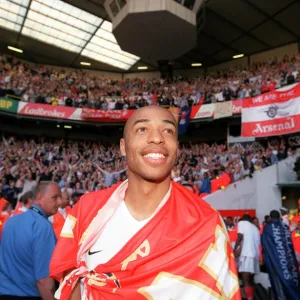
left=204, top=163, right=283, bottom=222
left=51, top=66, right=122, bottom=80
left=207, top=57, right=248, bottom=74
left=123, top=71, right=161, bottom=80
left=173, top=68, right=204, bottom=78
left=250, top=42, right=298, bottom=64
left=81, top=69, right=122, bottom=80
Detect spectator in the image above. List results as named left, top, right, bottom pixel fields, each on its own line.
left=0, top=182, right=62, bottom=299
left=280, top=207, right=289, bottom=227
left=1, top=52, right=300, bottom=109
left=49, top=189, right=71, bottom=239
left=262, top=210, right=300, bottom=299
left=199, top=172, right=211, bottom=194
left=12, top=190, right=34, bottom=216
left=0, top=133, right=293, bottom=205
left=291, top=221, right=300, bottom=265
left=234, top=214, right=261, bottom=300
left=286, top=70, right=296, bottom=85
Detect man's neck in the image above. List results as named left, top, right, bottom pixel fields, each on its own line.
left=124, top=174, right=171, bottom=221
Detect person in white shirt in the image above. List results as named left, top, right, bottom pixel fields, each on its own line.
left=234, top=214, right=260, bottom=300
left=280, top=207, right=290, bottom=228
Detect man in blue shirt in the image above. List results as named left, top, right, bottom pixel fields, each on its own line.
left=199, top=172, right=211, bottom=194
left=0, top=181, right=62, bottom=300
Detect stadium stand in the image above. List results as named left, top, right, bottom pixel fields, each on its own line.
left=1, top=52, right=300, bottom=109
left=0, top=133, right=293, bottom=208
left=1, top=0, right=300, bottom=297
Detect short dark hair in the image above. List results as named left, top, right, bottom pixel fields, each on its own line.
left=270, top=210, right=280, bottom=220
left=20, top=191, right=34, bottom=205
left=241, top=214, right=252, bottom=222
left=34, top=181, right=56, bottom=199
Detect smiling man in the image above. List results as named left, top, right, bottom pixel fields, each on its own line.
left=50, top=106, right=240, bottom=300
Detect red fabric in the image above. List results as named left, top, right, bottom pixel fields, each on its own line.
left=0, top=213, right=10, bottom=238
left=199, top=193, right=209, bottom=199
left=292, top=230, right=300, bottom=256
left=259, top=224, right=264, bottom=235
left=219, top=172, right=231, bottom=188
left=261, top=83, right=269, bottom=93
left=12, top=202, right=24, bottom=216
left=211, top=178, right=220, bottom=193
left=292, top=215, right=300, bottom=224
left=268, top=81, right=275, bottom=91
left=0, top=198, right=7, bottom=212
left=244, top=286, right=254, bottom=300
left=227, top=226, right=238, bottom=244
left=0, top=198, right=9, bottom=238
left=50, top=183, right=240, bottom=299
left=52, top=207, right=71, bottom=239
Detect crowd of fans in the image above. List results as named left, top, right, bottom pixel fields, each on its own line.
left=0, top=134, right=296, bottom=210
left=1, top=52, right=300, bottom=110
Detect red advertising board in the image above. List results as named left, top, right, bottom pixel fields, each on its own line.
left=18, top=102, right=80, bottom=120
left=81, top=108, right=134, bottom=122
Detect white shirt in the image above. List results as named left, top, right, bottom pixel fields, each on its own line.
left=81, top=189, right=170, bottom=298
left=85, top=191, right=170, bottom=270
left=85, top=201, right=151, bottom=270
left=238, top=220, right=260, bottom=258
left=282, top=215, right=289, bottom=227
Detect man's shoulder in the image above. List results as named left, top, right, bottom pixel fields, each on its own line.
left=74, top=184, right=121, bottom=216
left=79, top=184, right=119, bottom=204
left=172, top=182, right=219, bottom=219
left=6, top=210, right=31, bottom=225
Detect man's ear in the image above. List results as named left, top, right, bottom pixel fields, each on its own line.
left=120, top=138, right=126, bottom=157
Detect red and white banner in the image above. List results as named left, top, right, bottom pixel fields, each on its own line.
left=232, top=100, right=242, bottom=115
left=190, top=103, right=215, bottom=119
left=18, top=102, right=82, bottom=120
left=81, top=108, right=134, bottom=122
left=242, top=84, right=300, bottom=137
left=191, top=101, right=241, bottom=120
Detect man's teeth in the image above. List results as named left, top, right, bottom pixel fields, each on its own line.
left=143, top=153, right=166, bottom=159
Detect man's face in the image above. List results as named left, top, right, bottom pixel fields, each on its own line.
left=226, top=217, right=233, bottom=227
left=37, top=184, right=62, bottom=216
left=61, top=191, right=70, bottom=208
left=252, top=218, right=259, bottom=227
left=280, top=209, right=287, bottom=216
left=120, top=107, right=178, bottom=183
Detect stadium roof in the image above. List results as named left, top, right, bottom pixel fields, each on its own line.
left=0, top=0, right=300, bottom=72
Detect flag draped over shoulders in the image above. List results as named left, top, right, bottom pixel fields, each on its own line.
left=262, top=220, right=300, bottom=300
left=50, top=181, right=240, bottom=300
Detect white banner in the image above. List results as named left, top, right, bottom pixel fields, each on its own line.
left=214, top=101, right=233, bottom=120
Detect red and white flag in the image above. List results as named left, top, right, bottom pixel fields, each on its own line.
left=242, top=84, right=300, bottom=137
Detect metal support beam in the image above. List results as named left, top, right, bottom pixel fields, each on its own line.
left=201, top=32, right=240, bottom=57
left=206, top=8, right=271, bottom=49
left=16, top=0, right=33, bottom=46
left=69, top=19, right=105, bottom=67
left=243, top=0, right=300, bottom=39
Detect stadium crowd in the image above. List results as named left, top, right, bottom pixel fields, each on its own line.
left=1, top=52, right=300, bottom=109
left=0, top=134, right=295, bottom=211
